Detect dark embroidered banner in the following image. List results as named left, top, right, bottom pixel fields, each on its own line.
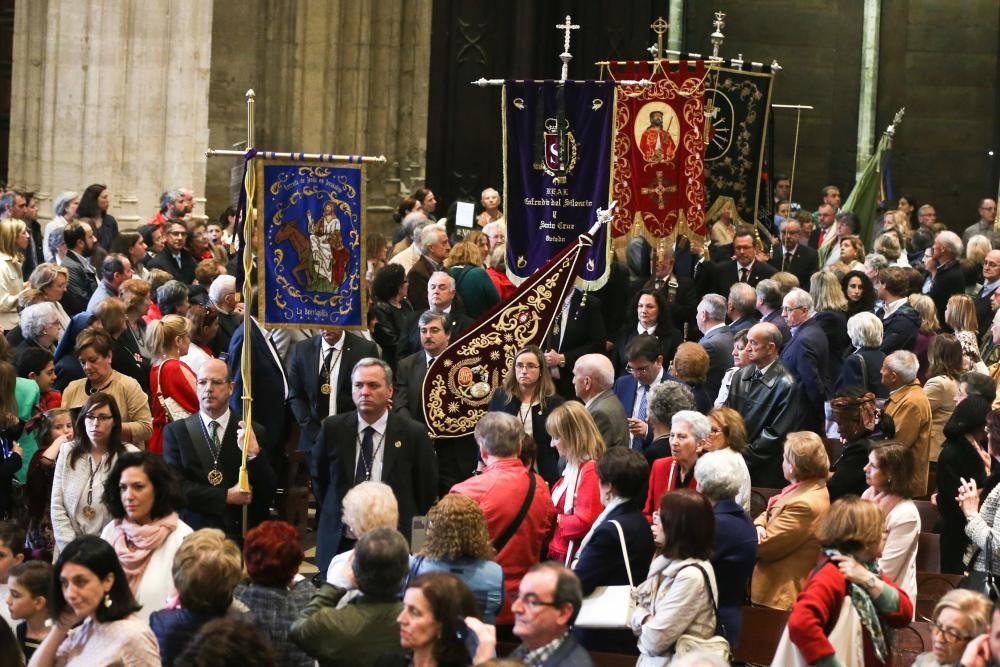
left=255, top=160, right=367, bottom=329
left=608, top=60, right=707, bottom=240
left=503, top=81, right=614, bottom=288
left=702, top=65, right=774, bottom=232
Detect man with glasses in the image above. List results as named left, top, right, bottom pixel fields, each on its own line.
left=509, top=562, right=593, bottom=666
left=613, top=335, right=666, bottom=451
left=162, top=358, right=275, bottom=542
left=779, top=288, right=830, bottom=433
left=975, top=250, right=1000, bottom=337
left=769, top=218, right=818, bottom=289
left=725, top=323, right=800, bottom=487
left=148, top=220, right=197, bottom=283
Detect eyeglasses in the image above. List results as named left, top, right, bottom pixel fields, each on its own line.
left=625, top=364, right=653, bottom=375
left=781, top=305, right=807, bottom=313
left=515, top=363, right=540, bottom=371
left=923, top=616, right=975, bottom=643
left=709, top=428, right=724, bottom=435
left=510, top=592, right=560, bottom=610
left=84, top=413, right=114, bottom=423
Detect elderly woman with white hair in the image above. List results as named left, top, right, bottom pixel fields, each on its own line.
left=325, top=481, right=399, bottom=587
left=42, top=190, right=79, bottom=263
left=16, top=301, right=64, bottom=355
left=694, top=452, right=758, bottom=647
left=644, top=410, right=708, bottom=518
left=836, top=311, right=888, bottom=398
left=28, top=262, right=72, bottom=329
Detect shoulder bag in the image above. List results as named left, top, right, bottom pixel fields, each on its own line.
left=156, top=359, right=192, bottom=423
left=674, top=563, right=732, bottom=662
left=493, top=472, right=536, bottom=553
left=771, top=572, right=865, bottom=667
left=960, top=534, right=1000, bottom=601
left=574, top=519, right=635, bottom=629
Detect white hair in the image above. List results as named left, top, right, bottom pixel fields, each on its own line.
left=694, top=452, right=744, bottom=502
left=783, top=287, right=814, bottom=313
left=846, top=312, right=883, bottom=349
left=935, top=230, right=963, bottom=259
left=886, top=350, right=919, bottom=383
left=697, top=294, right=727, bottom=322
left=417, top=223, right=447, bottom=255
left=20, top=302, right=58, bottom=340
left=208, top=274, right=237, bottom=305
left=574, top=354, right=614, bottom=391
left=671, top=410, right=711, bottom=440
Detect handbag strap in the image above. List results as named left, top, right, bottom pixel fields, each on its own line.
left=854, top=353, right=868, bottom=391
left=402, top=554, right=426, bottom=590
left=494, top=472, right=536, bottom=553
left=679, top=562, right=725, bottom=636
left=609, top=520, right=634, bottom=588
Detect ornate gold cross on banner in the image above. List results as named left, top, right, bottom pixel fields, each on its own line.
left=641, top=171, right=677, bottom=210
left=650, top=17, right=669, bottom=60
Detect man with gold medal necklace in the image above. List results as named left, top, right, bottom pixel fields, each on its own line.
left=162, top=358, right=275, bottom=542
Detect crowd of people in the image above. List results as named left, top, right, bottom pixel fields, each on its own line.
left=0, top=181, right=997, bottom=665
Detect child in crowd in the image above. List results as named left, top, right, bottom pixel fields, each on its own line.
left=25, top=409, right=74, bottom=562
left=15, top=348, right=61, bottom=413
left=0, top=521, right=26, bottom=630
left=0, top=362, right=24, bottom=517
left=6, top=560, right=52, bottom=661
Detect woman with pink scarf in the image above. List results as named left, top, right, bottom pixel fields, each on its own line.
left=100, top=451, right=192, bottom=620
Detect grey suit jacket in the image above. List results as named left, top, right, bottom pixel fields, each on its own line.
left=699, top=324, right=735, bottom=398
left=587, top=390, right=629, bottom=449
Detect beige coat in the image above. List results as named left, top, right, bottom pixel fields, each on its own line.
left=751, top=479, right=830, bottom=610
left=923, top=374, right=957, bottom=462
left=884, top=380, right=933, bottom=496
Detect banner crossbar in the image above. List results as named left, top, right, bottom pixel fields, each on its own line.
left=205, top=149, right=386, bottom=164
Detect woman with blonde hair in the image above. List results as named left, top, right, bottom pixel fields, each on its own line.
left=963, top=234, right=992, bottom=291
left=28, top=262, right=71, bottom=329
left=915, top=590, right=992, bottom=666
left=146, top=315, right=197, bottom=456
left=908, top=293, right=939, bottom=381
left=487, top=345, right=564, bottom=483
left=834, top=235, right=866, bottom=274
left=407, top=494, right=504, bottom=623
left=0, top=219, right=28, bottom=329
left=783, top=497, right=913, bottom=666
left=444, top=241, right=499, bottom=318
left=810, top=270, right=851, bottom=374
left=946, top=293, right=988, bottom=373
left=324, top=480, right=399, bottom=587
left=544, top=401, right=605, bottom=564
left=751, top=432, right=831, bottom=610
left=704, top=407, right=752, bottom=512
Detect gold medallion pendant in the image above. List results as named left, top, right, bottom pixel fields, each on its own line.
left=320, top=383, right=332, bottom=395
left=82, top=505, right=97, bottom=520
left=207, top=469, right=224, bottom=486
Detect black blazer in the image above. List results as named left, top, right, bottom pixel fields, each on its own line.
left=60, top=251, right=97, bottom=316
left=835, top=347, right=888, bottom=398
left=403, top=302, right=473, bottom=358
left=214, top=309, right=240, bottom=357
left=827, top=439, right=872, bottom=502
left=636, top=274, right=699, bottom=341
left=880, top=302, right=921, bottom=354
left=699, top=258, right=776, bottom=298
left=927, top=261, right=966, bottom=329
left=487, top=390, right=566, bottom=485
left=148, top=249, right=198, bottom=284
left=287, top=333, right=380, bottom=457
left=544, top=291, right=606, bottom=400
left=313, top=410, right=438, bottom=566
left=162, top=414, right=275, bottom=542
left=611, top=326, right=681, bottom=378
left=937, top=436, right=988, bottom=574
left=769, top=243, right=819, bottom=288
left=394, top=350, right=431, bottom=424
left=227, top=320, right=289, bottom=453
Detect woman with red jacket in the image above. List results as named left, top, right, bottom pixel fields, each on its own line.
left=643, top=410, right=704, bottom=519
left=545, top=402, right=605, bottom=564
left=785, top=496, right=913, bottom=666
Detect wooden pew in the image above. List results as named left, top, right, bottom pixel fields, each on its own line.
left=733, top=606, right=790, bottom=665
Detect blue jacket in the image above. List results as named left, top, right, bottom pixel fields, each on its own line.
left=779, top=317, right=830, bottom=431
left=408, top=556, right=504, bottom=624
left=710, top=500, right=757, bottom=647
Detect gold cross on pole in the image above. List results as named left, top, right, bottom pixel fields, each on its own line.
left=640, top=171, right=677, bottom=210
left=556, top=15, right=580, bottom=82
left=650, top=17, right=669, bottom=60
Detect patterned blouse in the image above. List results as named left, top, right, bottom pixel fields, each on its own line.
left=965, top=481, right=1000, bottom=571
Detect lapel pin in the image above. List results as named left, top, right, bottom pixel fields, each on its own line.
left=394, top=440, right=402, bottom=448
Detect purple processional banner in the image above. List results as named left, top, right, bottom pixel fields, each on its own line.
left=503, top=81, right=614, bottom=287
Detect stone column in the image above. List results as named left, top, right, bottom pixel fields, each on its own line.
left=9, top=0, right=213, bottom=227
left=205, top=0, right=432, bottom=237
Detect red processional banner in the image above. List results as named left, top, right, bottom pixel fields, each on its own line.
left=607, top=60, right=707, bottom=239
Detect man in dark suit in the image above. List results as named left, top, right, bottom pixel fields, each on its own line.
left=696, top=294, right=735, bottom=398
left=726, top=323, right=801, bottom=488
left=403, top=271, right=473, bottom=355
left=613, top=335, right=666, bottom=451
left=878, top=266, right=921, bottom=354
left=314, top=357, right=438, bottom=572
left=769, top=218, right=819, bottom=288
left=288, top=328, right=379, bottom=465
left=406, top=223, right=450, bottom=311
left=926, top=230, right=967, bottom=328
left=510, top=563, right=595, bottom=666
left=60, top=221, right=98, bottom=316
left=572, top=354, right=629, bottom=449
left=756, top=279, right=792, bottom=348
left=208, top=274, right=241, bottom=356
left=779, top=288, right=831, bottom=432
left=698, top=228, right=776, bottom=298
left=163, top=358, right=275, bottom=542
left=543, top=289, right=606, bottom=400
left=727, top=283, right=760, bottom=334
left=974, top=250, right=1000, bottom=337
left=227, top=316, right=290, bottom=461
left=147, top=220, right=197, bottom=283
left=395, top=311, right=478, bottom=492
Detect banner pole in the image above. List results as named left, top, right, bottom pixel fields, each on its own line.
left=239, top=89, right=255, bottom=538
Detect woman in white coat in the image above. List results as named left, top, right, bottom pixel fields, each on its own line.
left=630, top=488, right=720, bottom=666
left=100, top=451, right=192, bottom=620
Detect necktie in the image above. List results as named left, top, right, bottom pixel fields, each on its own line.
left=318, top=347, right=335, bottom=419
left=632, top=385, right=649, bottom=450
left=209, top=420, right=220, bottom=450
left=174, top=254, right=183, bottom=270
left=427, top=356, right=435, bottom=370
left=355, top=426, right=375, bottom=483
left=738, top=267, right=749, bottom=283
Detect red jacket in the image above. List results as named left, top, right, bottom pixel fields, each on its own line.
left=547, top=460, right=603, bottom=564
left=487, top=267, right=517, bottom=302
left=788, top=560, right=913, bottom=666
left=644, top=456, right=698, bottom=519
left=451, top=458, right=556, bottom=624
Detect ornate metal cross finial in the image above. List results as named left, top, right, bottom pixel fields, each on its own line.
left=650, top=16, right=669, bottom=60
left=710, top=11, right=726, bottom=59
left=556, top=15, right=580, bottom=82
